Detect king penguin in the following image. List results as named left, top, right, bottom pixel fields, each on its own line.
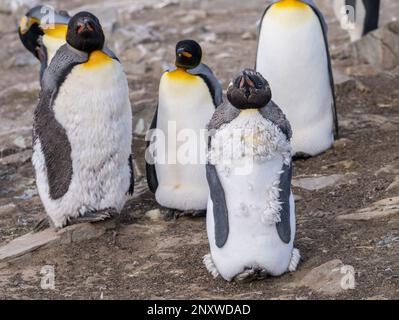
left=334, top=0, right=380, bottom=42
left=32, top=12, right=134, bottom=228
left=146, top=39, right=222, bottom=217
left=203, top=69, right=300, bottom=282
left=256, top=0, right=339, bottom=158
left=18, top=5, right=70, bottom=80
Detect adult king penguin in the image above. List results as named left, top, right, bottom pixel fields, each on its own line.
left=256, top=0, right=339, bottom=158
left=203, top=69, right=300, bottom=282
left=334, top=0, right=380, bottom=42
left=146, top=40, right=222, bottom=217
left=18, top=5, right=70, bottom=80
left=32, top=12, right=133, bottom=228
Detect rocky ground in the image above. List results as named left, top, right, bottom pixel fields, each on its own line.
left=0, top=0, right=398, bottom=299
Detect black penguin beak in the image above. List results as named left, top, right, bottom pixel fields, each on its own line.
left=76, top=17, right=95, bottom=34
left=177, top=47, right=192, bottom=58
left=239, top=75, right=254, bottom=99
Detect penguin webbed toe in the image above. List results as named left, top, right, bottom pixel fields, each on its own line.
left=233, top=268, right=269, bottom=284
left=293, top=152, right=312, bottom=161
left=67, top=208, right=117, bottom=225
left=162, top=209, right=206, bottom=221
left=33, top=217, right=51, bottom=233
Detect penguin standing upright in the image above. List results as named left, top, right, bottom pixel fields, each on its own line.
left=256, top=0, right=338, bottom=158
left=18, top=5, right=70, bottom=80
left=32, top=12, right=133, bottom=228
left=334, top=0, right=380, bottom=42
left=203, top=69, right=300, bottom=282
left=146, top=40, right=222, bottom=216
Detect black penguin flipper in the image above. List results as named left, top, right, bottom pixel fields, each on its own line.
left=308, top=4, right=339, bottom=139
left=259, top=100, right=292, bottom=141
left=207, top=101, right=241, bottom=131
left=102, top=46, right=120, bottom=62
left=276, top=161, right=293, bottom=244
left=34, top=44, right=88, bottom=200
left=206, top=163, right=229, bottom=248
left=128, top=155, right=134, bottom=196
left=362, top=0, right=380, bottom=35
left=145, top=105, right=159, bottom=193
left=189, top=63, right=223, bottom=107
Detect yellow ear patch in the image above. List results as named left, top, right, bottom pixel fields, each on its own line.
left=19, top=16, right=40, bottom=34
left=82, top=51, right=113, bottom=69
left=43, top=24, right=68, bottom=39
left=166, top=68, right=198, bottom=82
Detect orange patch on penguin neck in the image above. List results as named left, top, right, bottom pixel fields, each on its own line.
left=82, top=50, right=113, bottom=69
left=166, top=68, right=198, bottom=81
left=43, top=24, right=68, bottom=39
left=273, top=0, right=308, bottom=9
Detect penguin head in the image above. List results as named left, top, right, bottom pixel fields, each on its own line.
left=66, top=12, right=105, bottom=53
left=227, top=69, right=272, bottom=110
left=19, top=6, right=71, bottom=63
left=175, top=39, right=202, bottom=70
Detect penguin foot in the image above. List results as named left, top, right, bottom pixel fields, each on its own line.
left=288, top=248, right=301, bottom=272
left=33, top=218, right=51, bottom=233
left=293, top=152, right=312, bottom=161
left=203, top=254, right=219, bottom=278
left=68, top=208, right=117, bottom=225
left=163, top=209, right=180, bottom=221
left=234, top=268, right=268, bottom=283
left=180, top=210, right=206, bottom=218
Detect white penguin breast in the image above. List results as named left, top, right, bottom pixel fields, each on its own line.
left=53, top=60, right=132, bottom=174
left=158, top=74, right=215, bottom=130
left=257, top=6, right=333, bottom=125
left=207, top=112, right=294, bottom=279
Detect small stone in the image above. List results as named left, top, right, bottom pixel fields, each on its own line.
left=333, top=138, right=352, bottom=149
left=0, top=203, right=17, bottom=216
left=298, top=259, right=346, bottom=295
left=0, top=229, right=59, bottom=262
left=58, top=220, right=116, bottom=244
left=348, top=20, right=399, bottom=71
left=345, top=65, right=380, bottom=77
left=241, top=31, right=255, bottom=41
left=337, top=196, right=399, bottom=221
left=322, top=160, right=356, bottom=170
left=294, top=194, right=303, bottom=202
left=179, top=15, right=197, bottom=24
left=292, top=173, right=357, bottom=191
left=375, top=165, right=399, bottom=176
left=201, top=32, right=217, bottom=43
left=386, top=176, right=399, bottom=191
left=0, top=150, right=31, bottom=166
left=145, top=209, right=162, bottom=221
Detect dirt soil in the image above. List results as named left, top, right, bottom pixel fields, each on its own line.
left=0, top=0, right=398, bottom=299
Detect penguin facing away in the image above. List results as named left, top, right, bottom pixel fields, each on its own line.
left=18, top=5, right=70, bottom=80
left=204, top=70, right=300, bottom=282
left=256, top=0, right=338, bottom=158
left=32, top=12, right=133, bottom=228
left=334, top=0, right=380, bottom=42
left=146, top=40, right=222, bottom=215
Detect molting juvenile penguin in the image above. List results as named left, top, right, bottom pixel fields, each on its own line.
left=32, top=12, right=133, bottom=228
left=334, top=0, right=380, bottom=42
left=204, top=69, right=300, bottom=282
left=146, top=39, right=222, bottom=216
left=256, top=0, right=338, bottom=158
left=18, top=5, right=70, bottom=80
